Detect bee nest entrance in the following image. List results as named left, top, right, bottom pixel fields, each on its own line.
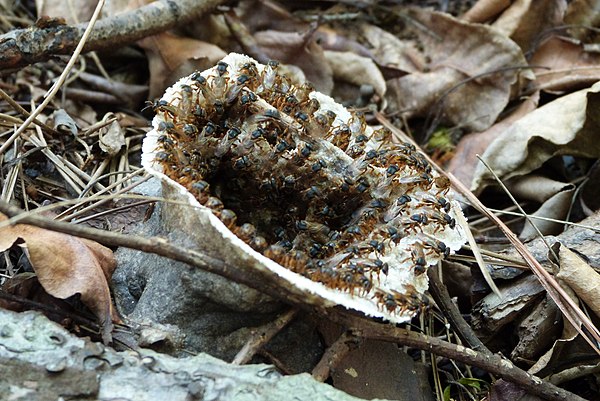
left=142, top=53, right=467, bottom=323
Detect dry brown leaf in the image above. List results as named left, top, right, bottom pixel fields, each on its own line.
left=359, top=24, right=423, bottom=74
left=461, top=0, right=511, bottom=22
left=0, top=272, right=96, bottom=330
left=138, top=32, right=227, bottom=99
left=236, top=0, right=305, bottom=33
left=98, top=112, right=125, bottom=156
left=527, top=275, right=582, bottom=377
left=0, top=213, right=117, bottom=342
left=518, top=186, right=575, bottom=240
left=472, top=81, right=600, bottom=193
left=51, top=109, right=78, bottom=136
left=448, top=92, right=539, bottom=187
left=227, top=0, right=341, bottom=92
left=530, top=36, right=600, bottom=93
left=492, top=0, right=566, bottom=52
left=529, top=332, right=596, bottom=379
left=324, top=51, right=386, bottom=99
left=254, top=30, right=333, bottom=94
left=386, top=7, right=531, bottom=132
left=557, top=244, right=600, bottom=319
left=508, top=175, right=575, bottom=239
left=564, top=0, right=600, bottom=42
left=507, top=174, right=575, bottom=203
left=314, top=27, right=374, bottom=59
left=36, top=0, right=95, bottom=24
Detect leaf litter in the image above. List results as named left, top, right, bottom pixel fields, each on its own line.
left=0, top=213, right=118, bottom=343
left=1, top=0, right=600, bottom=400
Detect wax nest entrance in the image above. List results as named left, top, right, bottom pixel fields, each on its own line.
left=142, top=53, right=467, bottom=323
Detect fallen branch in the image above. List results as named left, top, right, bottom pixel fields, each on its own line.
left=427, top=266, right=491, bottom=356
left=0, top=0, right=226, bottom=71
left=0, top=200, right=586, bottom=401
left=232, top=309, right=298, bottom=365
left=311, top=331, right=358, bottom=381
left=0, top=201, right=334, bottom=315
left=334, top=312, right=586, bottom=401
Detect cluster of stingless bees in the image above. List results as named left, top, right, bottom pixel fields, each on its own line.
left=150, top=55, right=463, bottom=316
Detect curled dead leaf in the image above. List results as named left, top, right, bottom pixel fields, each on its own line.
left=519, top=186, right=575, bottom=240
left=98, top=112, right=125, bottom=156
left=385, top=7, right=532, bottom=132
left=448, top=91, right=539, bottom=188
left=51, top=109, right=78, bottom=136
left=507, top=175, right=574, bottom=203
left=360, top=24, right=422, bottom=74
left=505, top=175, right=575, bottom=240
left=492, top=0, right=565, bottom=52
left=461, top=0, right=511, bottom=23
left=324, top=50, right=386, bottom=99
left=138, top=32, right=227, bottom=99
left=556, top=244, right=600, bottom=319
left=530, top=36, right=600, bottom=93
left=472, top=81, right=600, bottom=193
left=0, top=213, right=117, bottom=343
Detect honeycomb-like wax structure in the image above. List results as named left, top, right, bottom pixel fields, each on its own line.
left=142, top=53, right=467, bottom=323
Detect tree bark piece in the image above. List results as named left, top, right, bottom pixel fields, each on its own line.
left=0, top=308, right=370, bottom=401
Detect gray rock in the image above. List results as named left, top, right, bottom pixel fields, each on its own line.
left=0, top=309, right=382, bottom=401
left=112, top=178, right=321, bottom=364
left=112, top=178, right=280, bottom=357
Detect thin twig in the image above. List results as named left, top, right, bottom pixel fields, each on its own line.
left=449, top=172, right=600, bottom=356
left=333, top=312, right=586, bottom=401
left=0, top=0, right=226, bottom=71
left=57, top=169, right=147, bottom=221
left=451, top=253, right=528, bottom=270
left=0, top=88, right=58, bottom=135
left=0, top=0, right=105, bottom=155
left=311, top=331, right=358, bottom=381
left=487, top=207, right=600, bottom=233
left=460, top=245, right=528, bottom=267
left=469, top=204, right=521, bottom=226
left=374, top=112, right=600, bottom=355
left=477, top=155, right=559, bottom=261
left=0, top=291, right=101, bottom=334
left=0, top=201, right=337, bottom=314
left=0, top=201, right=587, bottom=401
left=232, top=309, right=298, bottom=365
left=427, top=266, right=490, bottom=355
left=71, top=199, right=156, bottom=224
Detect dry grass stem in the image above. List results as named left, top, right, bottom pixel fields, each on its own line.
left=0, top=0, right=105, bottom=154
left=375, top=111, right=600, bottom=355
left=487, top=207, right=600, bottom=233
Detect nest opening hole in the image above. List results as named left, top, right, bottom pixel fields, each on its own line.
left=208, top=159, right=369, bottom=251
